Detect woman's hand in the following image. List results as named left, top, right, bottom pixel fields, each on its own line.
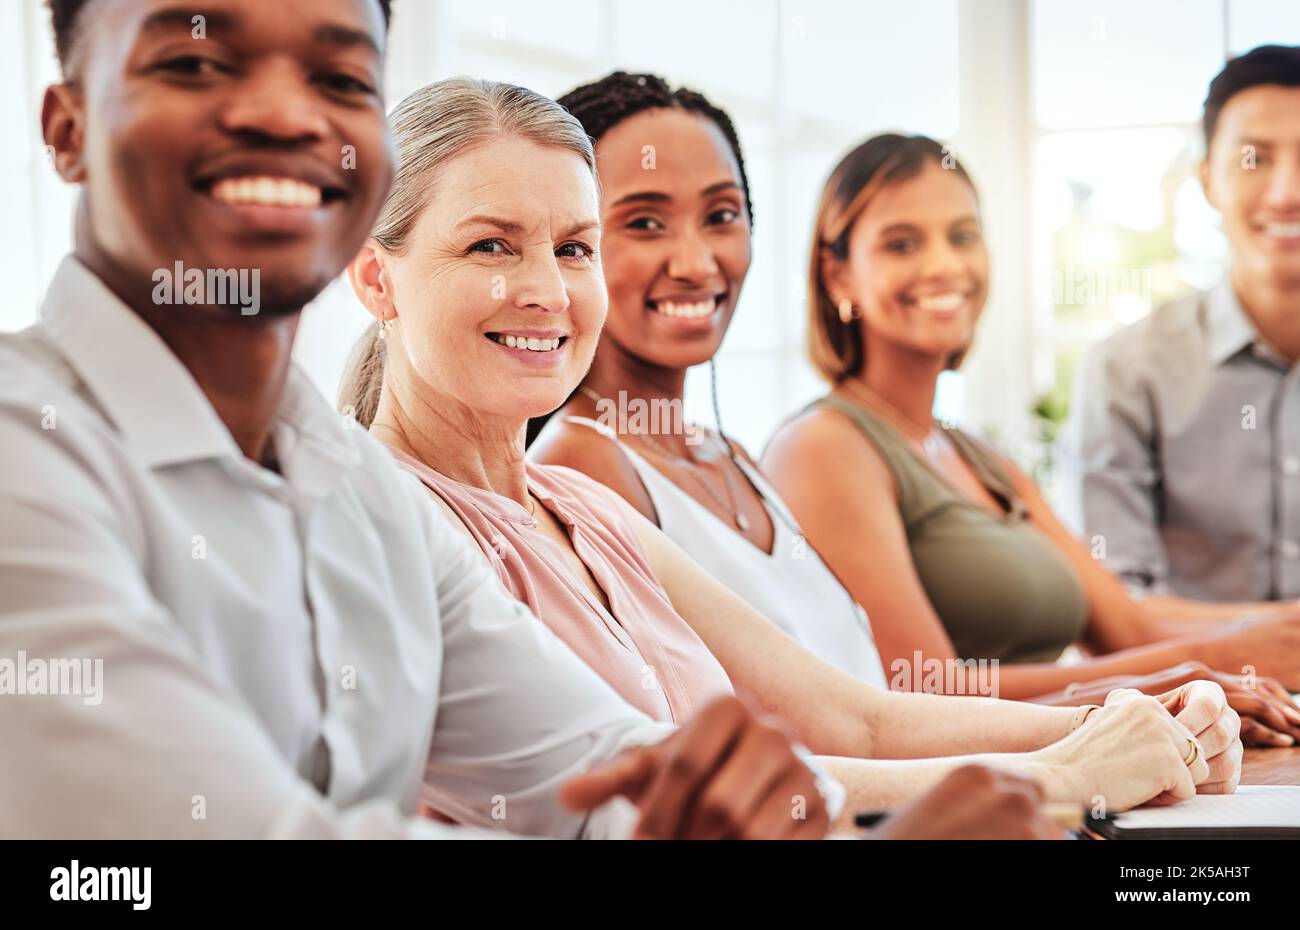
left=1055, top=661, right=1300, bottom=747
left=1032, top=688, right=1209, bottom=813
left=867, top=764, right=1066, bottom=840
left=1152, top=680, right=1242, bottom=797
left=1200, top=667, right=1299, bottom=747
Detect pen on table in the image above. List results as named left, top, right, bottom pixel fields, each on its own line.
left=854, top=802, right=1084, bottom=832
left=854, top=811, right=889, bottom=830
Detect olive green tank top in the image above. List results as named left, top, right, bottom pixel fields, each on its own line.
left=813, top=395, right=1088, bottom=664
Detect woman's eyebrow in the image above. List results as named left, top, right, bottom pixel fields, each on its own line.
left=610, top=180, right=741, bottom=208
left=701, top=180, right=742, bottom=197
left=608, top=191, right=671, bottom=208
left=453, top=216, right=601, bottom=238
left=560, top=220, right=602, bottom=238
left=877, top=222, right=923, bottom=236
left=456, top=215, right=526, bottom=234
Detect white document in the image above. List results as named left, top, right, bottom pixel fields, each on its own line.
left=1116, top=785, right=1300, bottom=830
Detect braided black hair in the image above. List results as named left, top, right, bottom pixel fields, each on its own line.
left=46, top=0, right=395, bottom=74
left=556, top=71, right=753, bottom=228
left=526, top=71, right=752, bottom=453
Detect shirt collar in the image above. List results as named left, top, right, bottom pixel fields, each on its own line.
left=38, top=255, right=359, bottom=487
left=1205, top=274, right=1289, bottom=368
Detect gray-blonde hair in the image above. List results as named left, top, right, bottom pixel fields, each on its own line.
left=338, top=77, right=597, bottom=428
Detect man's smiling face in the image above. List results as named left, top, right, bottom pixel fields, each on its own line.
left=48, top=0, right=394, bottom=315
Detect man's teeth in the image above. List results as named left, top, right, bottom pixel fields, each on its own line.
left=914, top=293, right=966, bottom=312
left=1263, top=222, right=1300, bottom=239
left=656, top=300, right=716, bottom=319
left=210, top=176, right=323, bottom=208
left=495, top=334, right=562, bottom=351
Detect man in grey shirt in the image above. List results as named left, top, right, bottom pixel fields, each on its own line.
left=1068, top=45, right=1300, bottom=605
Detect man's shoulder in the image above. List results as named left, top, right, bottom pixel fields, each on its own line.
left=1084, top=290, right=1208, bottom=388
left=0, top=328, right=118, bottom=452
left=0, top=327, right=83, bottom=406
left=1098, top=290, right=1202, bottom=359
left=324, top=411, right=457, bottom=554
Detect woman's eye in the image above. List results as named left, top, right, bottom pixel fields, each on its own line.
left=627, top=216, right=664, bottom=232
left=557, top=242, right=595, bottom=259
left=952, top=229, right=982, bottom=247
left=884, top=238, right=917, bottom=255
left=468, top=239, right=508, bottom=255
left=708, top=208, right=740, bottom=225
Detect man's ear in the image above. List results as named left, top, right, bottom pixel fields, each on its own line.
left=347, top=238, right=396, bottom=325
left=1198, top=156, right=1218, bottom=212
left=41, top=84, right=86, bottom=183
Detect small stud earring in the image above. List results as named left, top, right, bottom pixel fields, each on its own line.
left=838, top=297, right=860, bottom=325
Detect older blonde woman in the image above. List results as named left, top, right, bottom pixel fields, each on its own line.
left=339, top=77, right=1241, bottom=826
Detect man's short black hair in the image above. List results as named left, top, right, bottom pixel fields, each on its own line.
left=1203, top=44, right=1300, bottom=149
left=47, top=0, right=393, bottom=75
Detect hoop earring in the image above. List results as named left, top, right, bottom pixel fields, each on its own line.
left=838, top=297, right=860, bottom=325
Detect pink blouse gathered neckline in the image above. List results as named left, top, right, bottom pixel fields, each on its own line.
left=385, top=446, right=734, bottom=724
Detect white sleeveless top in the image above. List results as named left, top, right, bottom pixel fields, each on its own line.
left=564, top=417, right=887, bottom=688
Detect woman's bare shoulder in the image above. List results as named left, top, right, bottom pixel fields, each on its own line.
left=763, top=402, right=892, bottom=485
left=529, top=408, right=658, bottom=521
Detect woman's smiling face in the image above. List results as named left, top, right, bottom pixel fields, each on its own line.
left=831, top=159, right=988, bottom=364
left=385, top=134, right=605, bottom=423
left=594, top=107, right=752, bottom=370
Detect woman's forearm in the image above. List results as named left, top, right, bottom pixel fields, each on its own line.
left=1138, top=596, right=1295, bottom=628
left=868, top=688, right=1074, bottom=758
left=821, top=751, right=1072, bottom=828
left=951, top=637, right=1217, bottom=701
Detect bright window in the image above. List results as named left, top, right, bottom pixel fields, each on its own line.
left=1028, top=0, right=1297, bottom=491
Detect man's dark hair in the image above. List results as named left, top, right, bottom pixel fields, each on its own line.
left=47, top=0, right=394, bottom=75
left=1203, top=44, right=1300, bottom=149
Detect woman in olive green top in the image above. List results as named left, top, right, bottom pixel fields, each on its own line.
left=765, top=133, right=1300, bottom=745
left=812, top=393, right=1087, bottom=664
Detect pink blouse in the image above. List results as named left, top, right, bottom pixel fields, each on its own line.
left=387, top=448, right=734, bottom=724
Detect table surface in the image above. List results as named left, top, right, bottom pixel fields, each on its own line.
left=1242, top=747, right=1300, bottom=785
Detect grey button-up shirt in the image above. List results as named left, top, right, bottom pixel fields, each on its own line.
left=1064, top=276, right=1300, bottom=603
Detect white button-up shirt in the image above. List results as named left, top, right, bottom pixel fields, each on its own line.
left=0, top=256, right=676, bottom=839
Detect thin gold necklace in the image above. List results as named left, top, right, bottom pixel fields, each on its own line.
left=840, top=378, right=939, bottom=445
left=578, top=384, right=751, bottom=531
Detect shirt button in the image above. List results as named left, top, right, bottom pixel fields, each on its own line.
left=1284, top=456, right=1300, bottom=476
left=1283, top=540, right=1300, bottom=560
